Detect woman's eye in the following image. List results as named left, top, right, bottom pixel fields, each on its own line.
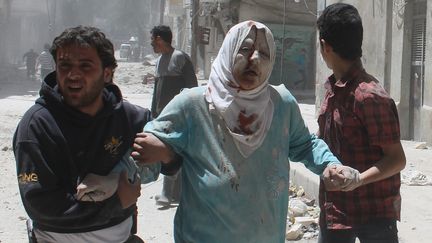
left=260, top=51, right=270, bottom=58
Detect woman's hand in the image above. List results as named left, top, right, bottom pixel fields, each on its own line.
left=131, top=132, right=176, bottom=165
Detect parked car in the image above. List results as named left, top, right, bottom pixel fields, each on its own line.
left=119, top=43, right=131, bottom=59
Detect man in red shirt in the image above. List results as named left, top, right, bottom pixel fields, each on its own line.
left=316, top=3, right=406, bottom=243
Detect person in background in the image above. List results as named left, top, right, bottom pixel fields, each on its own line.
left=36, top=43, right=56, bottom=81
left=122, top=20, right=357, bottom=243
left=13, top=26, right=149, bottom=243
left=150, top=25, right=198, bottom=206
left=316, top=3, right=406, bottom=243
left=22, top=49, right=38, bottom=79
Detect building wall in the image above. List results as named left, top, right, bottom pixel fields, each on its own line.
left=420, top=0, right=432, bottom=143
left=238, top=0, right=318, bottom=89
left=315, top=0, right=432, bottom=144
left=4, top=0, right=51, bottom=64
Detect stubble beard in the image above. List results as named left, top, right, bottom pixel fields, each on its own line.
left=61, top=74, right=106, bottom=112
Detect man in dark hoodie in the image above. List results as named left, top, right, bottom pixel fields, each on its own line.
left=13, top=26, right=150, bottom=243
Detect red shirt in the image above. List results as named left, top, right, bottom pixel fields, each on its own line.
left=318, top=61, right=401, bottom=229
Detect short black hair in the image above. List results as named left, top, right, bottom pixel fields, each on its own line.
left=317, top=3, right=363, bottom=60
left=50, top=25, right=117, bottom=69
left=150, top=25, right=172, bottom=44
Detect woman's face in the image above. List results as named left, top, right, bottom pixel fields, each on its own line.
left=232, top=27, right=271, bottom=90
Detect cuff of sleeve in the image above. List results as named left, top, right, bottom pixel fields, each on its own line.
left=327, top=161, right=342, bottom=166
left=160, top=155, right=183, bottom=176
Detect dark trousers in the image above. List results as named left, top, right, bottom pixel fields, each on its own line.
left=26, top=66, right=36, bottom=77
left=318, top=219, right=399, bottom=243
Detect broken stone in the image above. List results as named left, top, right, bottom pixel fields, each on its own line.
left=289, top=198, right=308, bottom=217
left=300, top=196, right=315, bottom=206
left=296, top=186, right=305, bottom=197
left=401, top=170, right=432, bottom=186
left=286, top=223, right=303, bottom=240
left=415, top=142, right=428, bottom=150
left=303, top=231, right=318, bottom=239
left=294, top=216, right=316, bottom=227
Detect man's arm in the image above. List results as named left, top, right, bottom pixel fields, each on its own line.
left=359, top=142, right=406, bottom=186
left=182, top=54, right=198, bottom=88
left=15, top=141, right=124, bottom=227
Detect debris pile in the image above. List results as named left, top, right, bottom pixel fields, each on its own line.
left=401, top=170, right=432, bottom=186
left=286, top=183, right=320, bottom=241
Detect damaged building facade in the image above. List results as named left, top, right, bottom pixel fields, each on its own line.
left=169, top=0, right=318, bottom=90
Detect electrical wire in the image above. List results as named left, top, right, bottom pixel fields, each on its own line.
left=302, top=0, right=317, bottom=17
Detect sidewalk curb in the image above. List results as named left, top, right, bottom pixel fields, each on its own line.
left=289, top=162, right=320, bottom=200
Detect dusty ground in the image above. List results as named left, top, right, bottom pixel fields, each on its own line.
left=0, top=61, right=431, bottom=243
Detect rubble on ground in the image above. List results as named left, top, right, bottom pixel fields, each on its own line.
left=142, top=54, right=158, bottom=66
left=401, top=169, right=432, bottom=186
left=415, top=142, right=429, bottom=150
left=286, top=183, right=320, bottom=241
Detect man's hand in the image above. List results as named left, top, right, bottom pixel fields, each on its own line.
left=76, top=172, right=119, bottom=202
left=335, top=165, right=362, bottom=191
left=117, top=171, right=141, bottom=209
left=131, top=132, right=175, bottom=164
left=322, top=165, right=362, bottom=191
left=322, top=165, right=345, bottom=191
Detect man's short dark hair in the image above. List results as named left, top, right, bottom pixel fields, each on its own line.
left=50, top=26, right=117, bottom=69
left=150, top=25, right=172, bottom=44
left=317, top=3, right=363, bottom=60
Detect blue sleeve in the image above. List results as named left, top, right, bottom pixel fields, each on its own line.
left=287, top=99, right=341, bottom=174
left=144, top=90, right=191, bottom=155
left=112, top=149, right=160, bottom=184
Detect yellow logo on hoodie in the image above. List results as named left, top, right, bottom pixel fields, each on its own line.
left=18, top=172, right=38, bottom=184
left=104, top=136, right=123, bottom=155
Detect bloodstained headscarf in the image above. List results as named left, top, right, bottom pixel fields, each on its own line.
left=204, top=20, right=276, bottom=157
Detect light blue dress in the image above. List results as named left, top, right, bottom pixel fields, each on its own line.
left=143, top=85, right=340, bottom=243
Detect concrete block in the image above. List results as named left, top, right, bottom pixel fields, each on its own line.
left=290, top=162, right=320, bottom=201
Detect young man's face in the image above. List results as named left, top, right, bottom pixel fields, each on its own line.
left=232, top=27, right=272, bottom=90
left=151, top=35, right=163, bottom=54
left=55, top=44, right=112, bottom=116
left=319, top=39, right=334, bottom=69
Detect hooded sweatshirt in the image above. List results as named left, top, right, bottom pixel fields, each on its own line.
left=13, top=72, right=151, bottom=233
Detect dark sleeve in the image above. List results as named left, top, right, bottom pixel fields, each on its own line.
left=150, top=78, right=159, bottom=118
left=182, top=53, right=198, bottom=88
left=123, top=101, right=152, bottom=134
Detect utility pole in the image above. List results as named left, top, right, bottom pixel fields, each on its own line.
left=190, top=0, right=199, bottom=69
left=159, top=0, right=166, bottom=24
left=0, top=0, right=13, bottom=65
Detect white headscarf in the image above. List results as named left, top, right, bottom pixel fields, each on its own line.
left=204, top=20, right=276, bottom=158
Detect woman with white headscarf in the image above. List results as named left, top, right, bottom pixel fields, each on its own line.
left=123, top=20, right=350, bottom=243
